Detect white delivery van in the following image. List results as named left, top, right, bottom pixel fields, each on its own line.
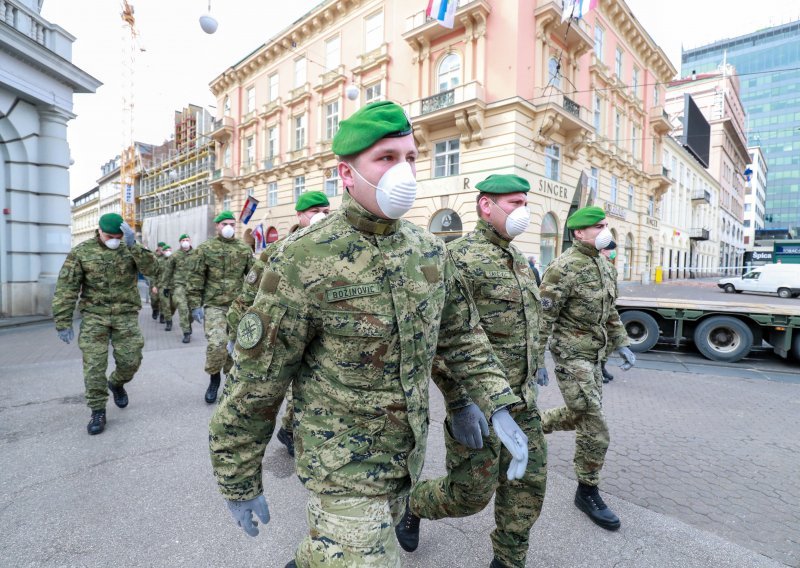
left=718, top=264, right=800, bottom=298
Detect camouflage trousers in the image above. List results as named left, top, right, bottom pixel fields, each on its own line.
left=148, top=283, right=159, bottom=313
left=172, top=286, right=191, bottom=334
left=294, top=493, right=405, bottom=567
left=160, top=289, right=176, bottom=323
left=410, top=407, right=547, bottom=568
left=541, top=355, right=609, bottom=486
left=203, top=306, right=233, bottom=375
left=78, top=312, right=144, bottom=410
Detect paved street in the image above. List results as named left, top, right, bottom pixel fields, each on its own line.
left=1, top=310, right=798, bottom=567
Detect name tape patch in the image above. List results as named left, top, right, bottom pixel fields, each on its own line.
left=325, top=283, right=381, bottom=303
left=486, top=270, right=513, bottom=279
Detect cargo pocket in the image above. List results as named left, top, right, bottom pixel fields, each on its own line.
left=321, top=311, right=395, bottom=388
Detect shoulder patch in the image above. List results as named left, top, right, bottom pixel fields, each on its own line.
left=260, top=271, right=281, bottom=294
left=420, top=265, right=440, bottom=283
left=541, top=297, right=554, bottom=310
left=237, top=312, right=263, bottom=350
left=246, top=269, right=259, bottom=285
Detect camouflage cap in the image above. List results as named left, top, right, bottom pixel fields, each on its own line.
left=98, top=213, right=124, bottom=234
left=214, top=210, right=235, bottom=223
left=295, top=191, right=330, bottom=212
left=332, top=101, right=412, bottom=156
left=475, top=174, right=530, bottom=194
left=566, top=205, right=606, bottom=229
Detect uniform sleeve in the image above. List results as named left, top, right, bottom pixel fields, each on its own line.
left=129, top=243, right=159, bottom=280
left=186, top=248, right=206, bottom=309
left=434, top=254, right=520, bottom=420
left=537, top=263, right=571, bottom=362
left=209, top=266, right=317, bottom=501
left=606, top=270, right=630, bottom=351
left=226, top=259, right=264, bottom=341
left=52, top=251, right=83, bottom=330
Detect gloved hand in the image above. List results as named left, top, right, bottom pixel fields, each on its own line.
left=57, top=327, right=74, bottom=344
left=450, top=403, right=489, bottom=449
left=163, top=288, right=171, bottom=298
left=491, top=407, right=529, bottom=481
left=617, top=346, right=636, bottom=371
left=226, top=495, right=270, bottom=537
left=227, top=340, right=235, bottom=355
left=192, top=307, right=204, bottom=323
left=535, top=368, right=549, bottom=386
left=120, top=221, right=135, bottom=247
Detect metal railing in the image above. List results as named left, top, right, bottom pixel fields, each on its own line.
left=562, top=95, right=580, bottom=118
left=421, top=89, right=455, bottom=114
left=691, top=190, right=711, bottom=203
left=688, top=228, right=710, bottom=240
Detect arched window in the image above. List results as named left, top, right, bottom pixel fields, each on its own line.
left=624, top=233, right=635, bottom=280
left=429, top=209, right=463, bottom=242
left=223, top=96, right=231, bottom=116
left=540, top=212, right=559, bottom=267
left=548, top=56, right=561, bottom=89
left=437, top=53, right=461, bottom=93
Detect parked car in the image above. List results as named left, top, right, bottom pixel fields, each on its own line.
left=718, top=264, right=800, bottom=298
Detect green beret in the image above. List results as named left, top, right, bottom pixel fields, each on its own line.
left=567, top=205, right=606, bottom=229
left=162, top=244, right=171, bottom=251
left=98, top=213, right=124, bottom=234
left=295, top=191, right=330, bottom=212
left=157, top=241, right=166, bottom=248
left=475, top=174, right=530, bottom=194
left=214, top=210, right=235, bottom=223
left=332, top=100, right=412, bottom=156
left=179, top=234, right=190, bottom=241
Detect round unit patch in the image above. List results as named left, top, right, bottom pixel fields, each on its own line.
left=540, top=297, right=554, bottom=311
left=246, top=269, right=259, bottom=285
left=237, top=312, right=263, bottom=349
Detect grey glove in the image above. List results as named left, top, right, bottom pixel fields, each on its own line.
left=192, top=307, right=205, bottom=323
left=57, top=327, right=74, bottom=344
left=535, top=368, right=549, bottom=386
left=227, top=340, right=235, bottom=355
left=226, top=495, right=270, bottom=537
left=491, top=408, right=529, bottom=481
left=163, top=289, right=171, bottom=298
left=450, top=403, right=489, bottom=449
left=120, top=221, right=135, bottom=247
left=617, top=346, right=636, bottom=371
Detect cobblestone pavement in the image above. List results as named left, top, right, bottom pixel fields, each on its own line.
left=1, top=308, right=798, bottom=566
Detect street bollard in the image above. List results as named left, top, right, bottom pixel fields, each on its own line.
left=655, top=266, right=663, bottom=284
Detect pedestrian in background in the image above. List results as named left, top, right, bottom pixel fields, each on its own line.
left=527, top=254, right=542, bottom=287
left=148, top=242, right=165, bottom=320
left=537, top=206, right=636, bottom=530
left=173, top=234, right=195, bottom=344
left=52, top=213, right=158, bottom=435
left=226, top=190, right=331, bottom=457
left=156, top=244, right=175, bottom=332
left=187, top=211, right=254, bottom=404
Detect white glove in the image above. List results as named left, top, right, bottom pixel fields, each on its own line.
left=491, top=408, right=529, bottom=481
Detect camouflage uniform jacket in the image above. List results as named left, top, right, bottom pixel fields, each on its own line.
left=52, top=231, right=158, bottom=330
left=157, top=255, right=175, bottom=291
left=171, top=248, right=195, bottom=288
left=187, top=235, right=254, bottom=310
left=435, top=220, right=542, bottom=411
left=209, top=194, right=521, bottom=501
left=538, top=240, right=629, bottom=362
left=226, top=241, right=280, bottom=340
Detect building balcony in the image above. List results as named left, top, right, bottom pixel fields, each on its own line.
left=531, top=94, right=593, bottom=158
left=646, top=163, right=671, bottom=194
left=689, top=228, right=710, bottom=240
left=534, top=0, right=593, bottom=58
left=691, top=190, right=711, bottom=204
left=403, top=0, right=490, bottom=44
left=286, top=83, right=311, bottom=107
left=405, top=82, right=487, bottom=150
left=210, top=167, right=234, bottom=195
left=210, top=116, right=234, bottom=143
left=352, top=43, right=390, bottom=76
left=260, top=98, right=283, bottom=121
left=649, top=105, right=672, bottom=135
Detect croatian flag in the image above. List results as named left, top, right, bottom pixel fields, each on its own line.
left=239, top=195, right=259, bottom=224
left=252, top=223, right=265, bottom=251
left=561, top=0, right=598, bottom=22
left=426, top=0, right=457, bottom=29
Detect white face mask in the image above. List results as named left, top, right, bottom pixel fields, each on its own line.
left=350, top=161, right=417, bottom=219
left=104, top=238, right=121, bottom=250
left=308, top=212, right=327, bottom=225
left=220, top=225, right=235, bottom=239
left=594, top=227, right=613, bottom=250
left=180, top=241, right=191, bottom=250
left=504, top=206, right=531, bottom=238
left=164, top=250, right=172, bottom=257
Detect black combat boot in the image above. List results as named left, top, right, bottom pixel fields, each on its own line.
left=276, top=427, right=295, bottom=457
left=284, top=561, right=296, bottom=568
left=602, top=362, right=614, bottom=383
left=574, top=483, right=620, bottom=530
left=108, top=381, right=129, bottom=408
left=395, top=501, right=421, bottom=552
left=165, top=320, right=172, bottom=331
left=490, top=558, right=510, bottom=568
left=87, top=409, right=106, bottom=435
left=182, top=332, right=191, bottom=344
left=159, top=313, right=165, bottom=324
left=205, top=372, right=221, bottom=404
left=151, top=309, right=159, bottom=320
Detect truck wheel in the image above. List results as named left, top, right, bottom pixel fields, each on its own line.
left=723, top=284, right=736, bottom=293
left=777, top=288, right=791, bottom=299
left=693, top=316, right=753, bottom=363
left=620, top=310, right=660, bottom=352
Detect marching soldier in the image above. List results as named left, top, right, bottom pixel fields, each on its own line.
left=398, top=174, right=548, bottom=568
left=538, top=206, right=636, bottom=530
left=173, top=234, right=196, bottom=343
left=52, top=213, right=157, bottom=435
left=209, top=101, right=529, bottom=567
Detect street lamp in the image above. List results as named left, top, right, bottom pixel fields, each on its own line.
left=199, top=1, right=218, bottom=34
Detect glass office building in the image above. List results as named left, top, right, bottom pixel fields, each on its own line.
left=682, top=21, right=800, bottom=233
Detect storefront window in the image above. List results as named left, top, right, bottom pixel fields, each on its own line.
left=540, top=212, right=559, bottom=267
left=429, top=209, right=462, bottom=242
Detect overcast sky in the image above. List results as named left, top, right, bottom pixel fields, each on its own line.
left=40, top=0, right=800, bottom=198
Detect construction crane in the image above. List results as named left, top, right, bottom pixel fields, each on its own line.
left=120, top=1, right=138, bottom=227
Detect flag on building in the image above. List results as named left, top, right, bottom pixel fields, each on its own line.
left=252, top=223, right=265, bottom=252
left=239, top=195, right=259, bottom=224
left=561, top=0, right=598, bottom=22
left=426, top=0, right=457, bottom=29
